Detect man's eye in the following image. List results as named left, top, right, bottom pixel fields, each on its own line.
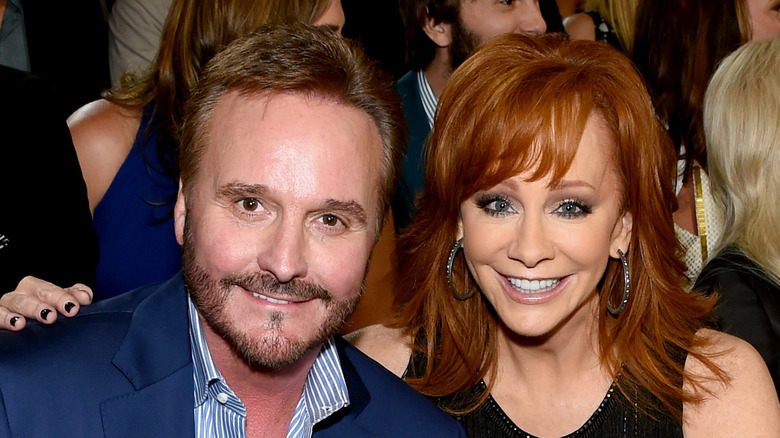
left=321, top=214, right=341, bottom=227
left=241, top=198, right=260, bottom=211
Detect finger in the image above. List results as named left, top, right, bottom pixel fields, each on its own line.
left=63, top=283, right=94, bottom=306
left=0, top=306, right=26, bottom=331
left=17, top=276, right=87, bottom=318
left=53, top=284, right=94, bottom=317
left=0, top=291, right=57, bottom=324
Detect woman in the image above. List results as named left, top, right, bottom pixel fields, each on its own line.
left=355, top=33, right=779, bottom=436
left=563, top=0, right=637, bottom=54
left=694, top=37, right=780, bottom=393
left=68, top=0, right=345, bottom=300
left=632, top=0, right=780, bottom=283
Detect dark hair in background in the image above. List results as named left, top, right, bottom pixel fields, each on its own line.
left=632, top=0, right=746, bottom=177
left=399, top=0, right=460, bottom=71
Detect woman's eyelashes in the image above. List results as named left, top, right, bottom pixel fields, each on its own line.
left=553, top=199, right=593, bottom=218
left=475, top=194, right=593, bottom=219
left=476, top=195, right=516, bottom=217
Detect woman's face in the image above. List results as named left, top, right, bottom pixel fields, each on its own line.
left=458, top=115, right=632, bottom=339
left=314, top=0, right=346, bottom=33
left=747, top=0, right=780, bottom=41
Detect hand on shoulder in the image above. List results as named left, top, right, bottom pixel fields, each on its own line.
left=682, top=329, right=780, bottom=437
left=0, top=276, right=93, bottom=330
left=67, top=99, right=142, bottom=213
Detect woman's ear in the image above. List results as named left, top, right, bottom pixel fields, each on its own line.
left=610, top=212, right=633, bottom=257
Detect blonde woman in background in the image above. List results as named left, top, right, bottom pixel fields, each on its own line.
left=633, top=0, right=780, bottom=284
left=694, top=37, right=780, bottom=394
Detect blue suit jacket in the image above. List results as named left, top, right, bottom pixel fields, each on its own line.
left=0, top=274, right=465, bottom=437
left=393, top=70, right=431, bottom=233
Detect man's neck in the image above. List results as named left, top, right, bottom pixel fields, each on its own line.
left=423, top=47, right=453, bottom=98
left=201, top=318, right=321, bottom=437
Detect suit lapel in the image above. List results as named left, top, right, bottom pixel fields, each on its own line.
left=313, top=337, right=373, bottom=437
left=100, top=274, right=195, bottom=437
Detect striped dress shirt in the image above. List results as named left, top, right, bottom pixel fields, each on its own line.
left=188, top=298, right=350, bottom=438
left=416, top=69, right=438, bottom=129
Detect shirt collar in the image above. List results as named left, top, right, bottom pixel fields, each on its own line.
left=187, top=296, right=349, bottom=423
left=416, top=70, right=438, bottom=129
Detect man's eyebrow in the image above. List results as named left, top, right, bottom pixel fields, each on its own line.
left=216, top=182, right=268, bottom=199
left=323, top=199, right=368, bottom=226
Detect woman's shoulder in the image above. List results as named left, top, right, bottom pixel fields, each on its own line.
left=682, top=329, right=780, bottom=436
left=343, top=323, right=411, bottom=378
left=68, top=99, right=141, bottom=143
left=563, top=12, right=597, bottom=41
left=67, top=99, right=143, bottom=212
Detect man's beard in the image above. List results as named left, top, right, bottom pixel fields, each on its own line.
left=181, top=217, right=362, bottom=370
left=450, top=17, right=481, bottom=71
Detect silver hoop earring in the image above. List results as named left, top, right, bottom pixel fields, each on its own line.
left=607, top=249, right=630, bottom=316
left=446, top=238, right=474, bottom=300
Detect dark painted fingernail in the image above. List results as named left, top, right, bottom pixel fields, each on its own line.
left=40, top=309, right=51, bottom=320
left=64, top=302, right=75, bottom=313
left=9, top=317, right=19, bottom=327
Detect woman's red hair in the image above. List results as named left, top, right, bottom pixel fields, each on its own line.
left=393, top=33, right=722, bottom=420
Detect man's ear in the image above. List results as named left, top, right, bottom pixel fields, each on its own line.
left=422, top=15, right=453, bottom=48
left=610, top=212, right=633, bottom=258
left=174, top=180, right=187, bottom=246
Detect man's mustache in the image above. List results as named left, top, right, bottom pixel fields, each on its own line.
left=221, top=272, right=332, bottom=302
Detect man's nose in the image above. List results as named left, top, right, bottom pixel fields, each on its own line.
left=514, top=1, right=548, bottom=36
left=256, top=218, right=308, bottom=283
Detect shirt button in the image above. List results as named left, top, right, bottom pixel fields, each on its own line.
left=216, top=392, right=229, bottom=404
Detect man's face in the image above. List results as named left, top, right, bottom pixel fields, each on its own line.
left=175, top=91, right=383, bottom=370
left=451, top=0, right=547, bottom=69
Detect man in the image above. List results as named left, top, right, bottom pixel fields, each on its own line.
left=393, top=0, right=556, bottom=231
left=0, top=24, right=465, bottom=438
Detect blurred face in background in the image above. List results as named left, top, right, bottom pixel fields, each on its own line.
left=746, top=0, right=780, bottom=41
left=450, top=0, right=547, bottom=69
left=314, top=0, right=346, bottom=32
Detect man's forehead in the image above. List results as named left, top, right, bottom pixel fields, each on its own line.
left=201, top=90, right=383, bottom=212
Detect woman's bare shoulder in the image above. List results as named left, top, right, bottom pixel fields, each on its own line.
left=67, top=100, right=142, bottom=212
left=344, top=324, right=412, bottom=378
left=682, top=329, right=780, bottom=437
left=563, top=12, right=597, bottom=41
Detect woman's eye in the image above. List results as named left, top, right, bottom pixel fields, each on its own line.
left=477, top=195, right=515, bottom=216
left=554, top=199, right=592, bottom=218
left=240, top=198, right=261, bottom=211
